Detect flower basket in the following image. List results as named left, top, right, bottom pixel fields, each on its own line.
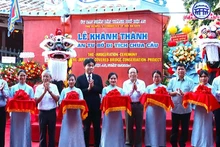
left=167, top=42, right=201, bottom=70
left=17, top=60, right=43, bottom=87
left=0, top=60, right=43, bottom=87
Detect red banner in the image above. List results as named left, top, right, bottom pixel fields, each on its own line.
left=23, top=11, right=169, bottom=86
left=171, top=33, right=188, bottom=42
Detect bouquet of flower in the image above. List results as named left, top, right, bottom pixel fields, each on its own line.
left=0, top=64, right=18, bottom=87
left=0, top=60, right=43, bottom=87
left=198, top=19, right=220, bottom=40
left=17, top=60, right=43, bottom=87
left=167, top=42, right=201, bottom=70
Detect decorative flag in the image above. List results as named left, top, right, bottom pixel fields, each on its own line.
left=8, top=0, right=22, bottom=37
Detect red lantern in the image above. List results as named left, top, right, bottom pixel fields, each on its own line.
left=167, top=41, right=177, bottom=47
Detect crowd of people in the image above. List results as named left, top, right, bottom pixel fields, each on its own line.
left=0, top=58, right=220, bottom=147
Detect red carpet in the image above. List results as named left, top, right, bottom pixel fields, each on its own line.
left=4, top=111, right=215, bottom=147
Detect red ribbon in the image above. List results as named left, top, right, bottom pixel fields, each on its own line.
left=6, top=90, right=36, bottom=113
left=13, top=89, right=30, bottom=100
left=59, top=91, right=88, bottom=120
left=154, top=86, right=170, bottom=95
left=65, top=91, right=79, bottom=100
left=140, top=86, right=174, bottom=111
left=100, top=89, right=132, bottom=115
left=183, top=85, right=220, bottom=112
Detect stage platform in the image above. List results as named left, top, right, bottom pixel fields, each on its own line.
left=4, top=110, right=217, bottom=147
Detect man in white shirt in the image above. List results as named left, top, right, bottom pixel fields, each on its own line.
left=123, top=67, right=145, bottom=147
left=35, top=70, right=59, bottom=147
left=212, top=75, right=220, bottom=147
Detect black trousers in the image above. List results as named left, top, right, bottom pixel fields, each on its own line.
left=125, top=103, right=143, bottom=147
left=170, top=112, right=191, bottom=147
left=214, top=107, right=220, bottom=147
left=39, top=108, right=56, bottom=147
left=0, top=106, right=6, bottom=147
left=83, top=109, right=101, bottom=147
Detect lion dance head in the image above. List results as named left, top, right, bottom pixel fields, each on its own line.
left=40, top=28, right=78, bottom=91
left=198, top=19, right=220, bottom=82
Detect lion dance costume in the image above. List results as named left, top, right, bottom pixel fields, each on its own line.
left=40, top=28, right=78, bottom=93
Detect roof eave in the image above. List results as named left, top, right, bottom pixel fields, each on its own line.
left=0, top=1, right=169, bottom=16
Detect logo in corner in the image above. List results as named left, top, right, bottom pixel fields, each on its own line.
left=192, top=2, right=211, bottom=19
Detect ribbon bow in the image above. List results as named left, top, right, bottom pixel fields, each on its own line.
left=65, top=91, right=79, bottom=100
left=105, top=89, right=121, bottom=97
left=154, top=86, right=169, bottom=95
left=14, top=89, right=30, bottom=100
left=195, top=85, right=212, bottom=94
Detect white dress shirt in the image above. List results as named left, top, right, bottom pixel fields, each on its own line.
left=35, top=83, right=60, bottom=110
left=123, top=79, right=146, bottom=102
left=85, top=73, right=92, bottom=81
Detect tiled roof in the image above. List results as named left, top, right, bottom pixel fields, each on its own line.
left=0, top=0, right=169, bottom=16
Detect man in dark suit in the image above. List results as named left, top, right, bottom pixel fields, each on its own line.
left=76, top=58, right=103, bottom=147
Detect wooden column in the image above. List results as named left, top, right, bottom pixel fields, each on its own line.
left=1, top=29, right=6, bottom=48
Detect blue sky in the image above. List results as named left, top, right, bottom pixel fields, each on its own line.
left=166, top=0, right=187, bottom=27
